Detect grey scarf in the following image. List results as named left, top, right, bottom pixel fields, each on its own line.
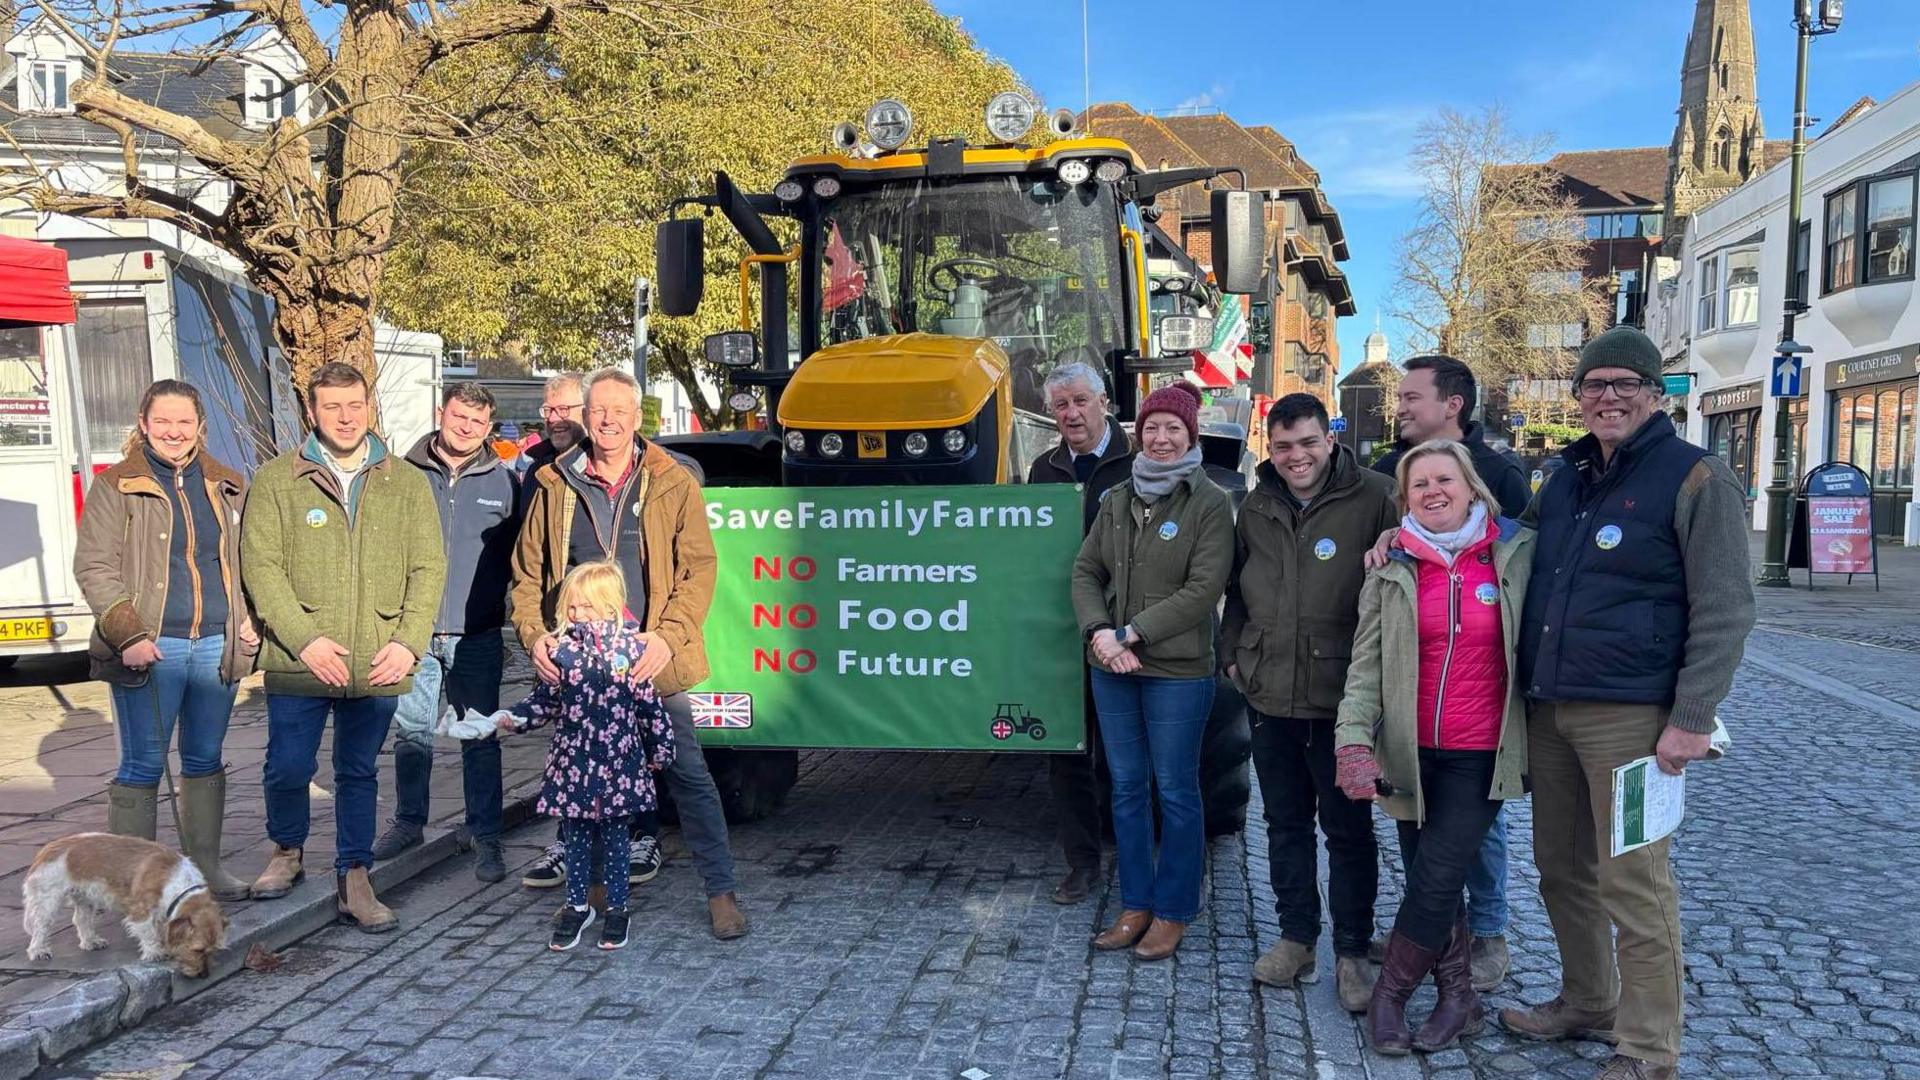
left=1131, top=446, right=1204, bottom=503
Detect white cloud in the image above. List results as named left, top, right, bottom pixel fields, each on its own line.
left=1285, top=107, right=1432, bottom=204
left=1171, top=83, right=1228, bottom=114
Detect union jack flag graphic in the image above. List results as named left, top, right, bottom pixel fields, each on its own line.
left=689, top=692, right=753, bottom=729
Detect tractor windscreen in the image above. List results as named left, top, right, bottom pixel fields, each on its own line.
left=817, top=176, right=1127, bottom=414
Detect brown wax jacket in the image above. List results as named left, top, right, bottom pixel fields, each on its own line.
left=72, top=448, right=257, bottom=686
left=510, top=440, right=717, bottom=698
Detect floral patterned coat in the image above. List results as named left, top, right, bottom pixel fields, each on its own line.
left=506, top=619, right=675, bottom=820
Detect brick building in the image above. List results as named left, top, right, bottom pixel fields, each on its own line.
left=1083, top=103, right=1354, bottom=414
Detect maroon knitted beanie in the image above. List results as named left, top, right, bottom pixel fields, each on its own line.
left=1137, top=380, right=1202, bottom=437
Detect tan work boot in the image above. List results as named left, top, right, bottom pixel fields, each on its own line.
left=336, top=866, right=398, bottom=933
left=177, top=771, right=250, bottom=902
left=106, top=782, right=158, bottom=841
left=1471, top=934, right=1510, bottom=992
left=1499, top=996, right=1619, bottom=1044
left=1133, top=918, right=1186, bottom=962
left=709, top=892, right=749, bottom=940
left=1253, top=939, right=1317, bottom=987
left=1595, top=1055, right=1675, bottom=1080
left=250, top=845, right=304, bottom=899
left=1092, top=909, right=1151, bottom=951
left=1336, top=954, right=1376, bottom=1013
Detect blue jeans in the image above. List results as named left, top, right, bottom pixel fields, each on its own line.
left=110, top=635, right=236, bottom=785
left=390, top=631, right=504, bottom=838
left=1090, top=669, right=1214, bottom=923
left=1466, top=805, right=1510, bottom=937
left=263, top=694, right=398, bottom=874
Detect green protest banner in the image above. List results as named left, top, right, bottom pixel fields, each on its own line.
left=690, top=484, right=1086, bottom=751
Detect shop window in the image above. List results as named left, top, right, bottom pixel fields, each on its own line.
left=1900, top=386, right=1916, bottom=490
left=1723, top=249, right=1760, bottom=327
left=1865, top=176, right=1915, bottom=283
left=0, top=327, right=55, bottom=448
left=1785, top=396, right=1808, bottom=482
left=1825, top=188, right=1857, bottom=293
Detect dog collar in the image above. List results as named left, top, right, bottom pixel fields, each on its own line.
left=164, top=882, right=208, bottom=922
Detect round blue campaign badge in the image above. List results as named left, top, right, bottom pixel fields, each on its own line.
left=1159, top=521, right=1179, bottom=541
left=1595, top=524, right=1623, bottom=550
left=1475, top=582, right=1499, bottom=606
left=305, top=508, right=327, bottom=528
left=610, top=652, right=630, bottom=678
left=1314, top=538, right=1337, bottom=561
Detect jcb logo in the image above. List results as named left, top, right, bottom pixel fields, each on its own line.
left=857, top=432, right=886, bottom=459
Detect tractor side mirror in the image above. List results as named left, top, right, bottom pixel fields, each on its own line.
left=1210, top=190, right=1266, bottom=295
left=655, top=217, right=705, bottom=317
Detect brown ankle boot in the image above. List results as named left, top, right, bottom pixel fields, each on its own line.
left=1368, top=931, right=1441, bottom=1056
left=250, top=845, right=304, bottom=899
left=1092, top=909, right=1151, bottom=950
left=709, top=893, right=749, bottom=940
left=1413, top=916, right=1484, bottom=1052
left=1133, top=918, right=1186, bottom=961
left=336, top=866, right=397, bottom=933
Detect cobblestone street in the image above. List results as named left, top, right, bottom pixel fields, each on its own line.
left=36, top=596, right=1920, bottom=1080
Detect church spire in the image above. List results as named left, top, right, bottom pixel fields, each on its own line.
left=1664, top=0, right=1766, bottom=251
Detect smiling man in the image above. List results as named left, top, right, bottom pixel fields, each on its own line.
left=1223, top=393, right=1397, bottom=1013
left=371, top=383, right=522, bottom=883
left=241, top=362, right=445, bottom=934
left=1500, top=327, right=1754, bottom=1080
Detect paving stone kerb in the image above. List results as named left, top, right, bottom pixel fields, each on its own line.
left=0, top=633, right=549, bottom=1080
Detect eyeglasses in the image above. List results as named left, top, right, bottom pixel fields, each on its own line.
left=1574, top=377, right=1654, bottom=400
left=541, top=403, right=582, bottom=419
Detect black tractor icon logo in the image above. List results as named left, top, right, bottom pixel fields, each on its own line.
left=989, top=703, right=1046, bottom=741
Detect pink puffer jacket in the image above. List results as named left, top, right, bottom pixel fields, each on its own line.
left=1401, top=520, right=1506, bottom=751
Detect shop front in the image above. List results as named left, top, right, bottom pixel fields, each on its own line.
left=1701, top=382, right=1763, bottom=504
left=1825, top=345, right=1918, bottom=536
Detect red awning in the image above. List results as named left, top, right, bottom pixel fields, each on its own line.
left=0, top=235, right=77, bottom=327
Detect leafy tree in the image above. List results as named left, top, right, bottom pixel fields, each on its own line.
left=383, top=0, right=1021, bottom=430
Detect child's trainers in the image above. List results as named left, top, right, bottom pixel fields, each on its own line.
left=628, top=836, right=661, bottom=885
left=599, top=907, right=631, bottom=951
left=523, top=840, right=566, bottom=889
left=548, top=904, right=596, bottom=951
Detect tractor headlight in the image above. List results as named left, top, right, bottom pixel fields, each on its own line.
left=942, top=428, right=968, bottom=454
left=811, top=176, right=842, bottom=199
left=785, top=430, right=807, bottom=455
left=985, top=92, right=1036, bottom=143
left=864, top=99, right=913, bottom=151
left=1057, top=159, right=1091, bottom=186
left=902, top=431, right=929, bottom=457
left=773, top=179, right=805, bottom=203
left=819, top=432, right=845, bottom=458
left=1095, top=158, right=1129, bottom=183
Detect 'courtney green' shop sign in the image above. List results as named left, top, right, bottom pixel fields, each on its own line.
left=690, top=484, right=1086, bottom=751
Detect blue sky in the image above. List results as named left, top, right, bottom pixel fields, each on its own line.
left=939, top=0, right=1920, bottom=374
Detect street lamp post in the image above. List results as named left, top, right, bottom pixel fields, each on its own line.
left=1759, top=1, right=1841, bottom=587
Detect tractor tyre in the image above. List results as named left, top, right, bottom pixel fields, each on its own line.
left=1200, top=673, right=1253, bottom=839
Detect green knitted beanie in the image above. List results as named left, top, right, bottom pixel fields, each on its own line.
left=1573, top=326, right=1664, bottom=386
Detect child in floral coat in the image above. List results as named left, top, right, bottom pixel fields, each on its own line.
left=445, top=561, right=673, bottom=951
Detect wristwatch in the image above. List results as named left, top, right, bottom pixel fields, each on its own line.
left=1114, top=625, right=1132, bottom=647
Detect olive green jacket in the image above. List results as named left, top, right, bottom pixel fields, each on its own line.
left=241, top=434, right=446, bottom=698
left=1333, top=519, right=1536, bottom=823
left=1221, top=446, right=1399, bottom=720
left=1070, top=468, right=1235, bottom=680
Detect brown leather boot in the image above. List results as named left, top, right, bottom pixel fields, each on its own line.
left=250, top=845, right=304, bottom=899
left=1413, top=917, right=1484, bottom=1052
left=709, top=892, right=749, bottom=940
left=336, top=866, right=398, bottom=933
left=1092, top=909, right=1151, bottom=950
left=1367, top=931, right=1441, bottom=1056
left=1133, top=918, right=1186, bottom=961
left=1498, top=996, right=1619, bottom=1044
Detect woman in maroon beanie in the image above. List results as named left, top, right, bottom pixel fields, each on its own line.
left=1069, top=381, right=1234, bottom=960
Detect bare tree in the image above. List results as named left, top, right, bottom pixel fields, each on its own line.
left=1, top=0, right=708, bottom=389
left=1390, top=104, right=1605, bottom=423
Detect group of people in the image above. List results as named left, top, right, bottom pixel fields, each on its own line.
left=1045, top=326, right=1752, bottom=1080
left=76, top=364, right=748, bottom=954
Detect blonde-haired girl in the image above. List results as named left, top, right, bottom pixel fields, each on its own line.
left=443, top=560, right=672, bottom=951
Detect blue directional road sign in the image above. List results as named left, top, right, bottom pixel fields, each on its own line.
left=1508, top=413, right=1527, bottom=429
left=1329, top=415, right=1349, bottom=434
left=1771, top=354, right=1805, bottom=397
